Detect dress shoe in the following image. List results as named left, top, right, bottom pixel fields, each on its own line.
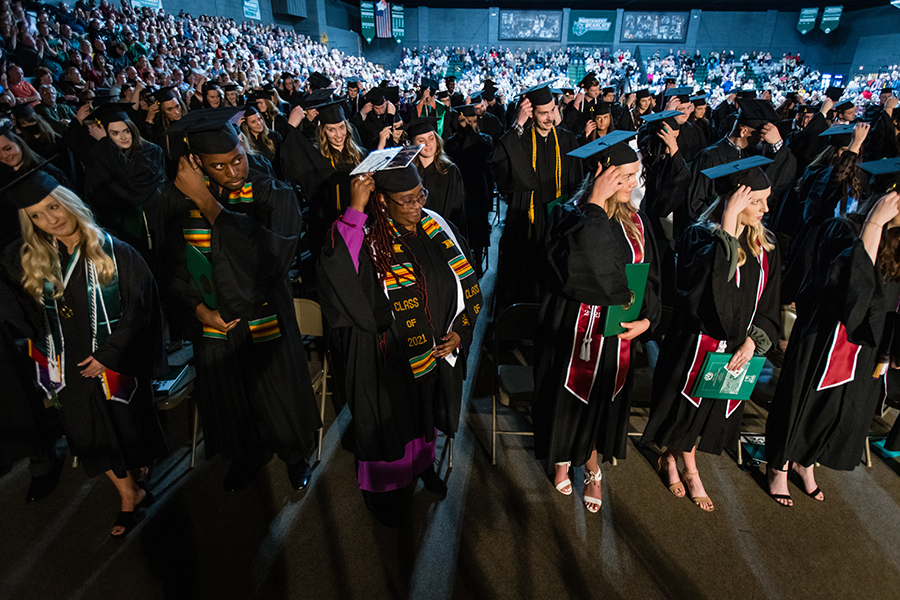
left=26, top=470, right=61, bottom=503
left=286, top=458, right=312, bottom=491
left=223, top=456, right=269, bottom=492
left=418, top=466, right=447, bottom=496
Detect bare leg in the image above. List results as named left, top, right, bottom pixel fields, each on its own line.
left=658, top=450, right=686, bottom=497
left=766, top=461, right=793, bottom=507
left=553, top=462, right=572, bottom=494
left=676, top=447, right=714, bottom=512
left=106, top=470, right=146, bottom=536
left=791, top=463, right=824, bottom=501
left=583, top=450, right=602, bottom=512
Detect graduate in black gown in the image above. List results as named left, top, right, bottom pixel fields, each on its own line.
left=3, top=169, right=167, bottom=536
left=533, top=133, right=661, bottom=514
left=493, top=83, right=583, bottom=308
left=616, top=88, right=654, bottom=132
left=642, top=158, right=781, bottom=513
left=685, top=95, right=711, bottom=162
left=765, top=174, right=900, bottom=507
left=786, top=99, right=832, bottom=171
left=239, top=105, right=283, bottom=178
left=158, top=109, right=321, bottom=492
left=408, top=118, right=467, bottom=235
left=317, top=164, right=482, bottom=527
left=141, top=86, right=187, bottom=178
left=445, top=105, right=495, bottom=276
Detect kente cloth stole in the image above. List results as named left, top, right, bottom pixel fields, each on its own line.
left=29, top=233, right=137, bottom=406
left=680, top=246, right=769, bottom=418
left=184, top=182, right=283, bottom=343
left=381, top=209, right=482, bottom=379
left=528, top=126, right=561, bottom=239
left=564, top=212, right=644, bottom=404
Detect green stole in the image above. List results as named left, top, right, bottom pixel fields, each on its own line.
left=382, top=209, right=482, bottom=379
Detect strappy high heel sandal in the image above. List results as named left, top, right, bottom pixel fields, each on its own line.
left=656, top=455, right=685, bottom=497
left=583, top=468, right=602, bottom=513
left=554, top=462, right=572, bottom=496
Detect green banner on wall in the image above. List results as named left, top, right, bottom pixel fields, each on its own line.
left=242, top=0, right=260, bottom=20
left=568, top=10, right=617, bottom=45
left=361, top=1, right=375, bottom=43
left=820, top=6, right=842, bottom=34
left=797, top=7, right=818, bottom=35
left=392, top=4, right=404, bottom=44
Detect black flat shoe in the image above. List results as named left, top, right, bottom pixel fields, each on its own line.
left=110, top=511, right=140, bottom=538
left=25, top=470, right=61, bottom=503
left=418, top=466, right=447, bottom=496
left=223, top=457, right=269, bottom=492
left=286, top=458, right=312, bottom=491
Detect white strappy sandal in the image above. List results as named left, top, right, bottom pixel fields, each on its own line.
left=554, top=462, right=572, bottom=495
left=583, top=468, right=602, bottom=513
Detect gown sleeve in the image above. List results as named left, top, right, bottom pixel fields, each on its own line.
left=157, top=187, right=203, bottom=319
left=492, top=127, right=538, bottom=194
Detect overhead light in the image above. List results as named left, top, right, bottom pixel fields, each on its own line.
left=893, top=0, right=900, bottom=8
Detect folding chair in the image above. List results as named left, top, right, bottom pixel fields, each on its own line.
left=491, top=303, right=541, bottom=465
left=294, top=298, right=330, bottom=461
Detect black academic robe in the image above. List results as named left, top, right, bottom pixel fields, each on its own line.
left=533, top=204, right=661, bottom=467
left=477, top=111, right=504, bottom=145
left=249, top=129, right=283, bottom=178
left=317, top=212, right=477, bottom=463
left=492, top=125, right=583, bottom=307
left=677, top=120, right=707, bottom=164
left=617, top=108, right=648, bottom=132
left=418, top=160, right=467, bottom=236
left=864, top=107, right=899, bottom=162
left=711, top=100, right=738, bottom=138
left=352, top=111, right=392, bottom=151
left=445, top=125, right=494, bottom=250
left=82, top=137, right=166, bottom=254
left=487, top=101, right=506, bottom=129
left=787, top=112, right=830, bottom=170
left=158, top=173, right=321, bottom=463
left=766, top=216, right=899, bottom=470
left=642, top=224, right=781, bottom=454
left=4, top=238, right=167, bottom=477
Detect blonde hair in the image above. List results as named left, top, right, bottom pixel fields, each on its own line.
left=18, top=186, right=115, bottom=302
left=702, top=197, right=775, bottom=267
left=573, top=172, right=644, bottom=257
left=316, top=120, right=364, bottom=167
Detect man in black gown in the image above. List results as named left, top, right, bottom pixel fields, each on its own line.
left=158, top=109, right=321, bottom=492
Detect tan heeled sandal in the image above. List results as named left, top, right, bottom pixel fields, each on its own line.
left=681, top=469, right=714, bottom=512
left=656, top=455, right=685, bottom=497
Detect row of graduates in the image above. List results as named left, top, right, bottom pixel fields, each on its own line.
left=501, top=80, right=900, bottom=512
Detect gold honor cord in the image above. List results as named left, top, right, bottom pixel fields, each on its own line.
left=528, top=126, right=562, bottom=239
left=330, top=156, right=340, bottom=211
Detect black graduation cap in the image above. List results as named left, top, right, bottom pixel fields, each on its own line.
left=222, top=83, right=241, bottom=93
left=346, top=76, right=360, bottom=89
left=0, top=160, right=61, bottom=209
left=690, top=94, right=707, bottom=106
left=282, top=72, right=297, bottom=80
left=444, top=75, right=457, bottom=82
left=635, top=89, right=651, bottom=99
left=561, top=88, right=575, bottom=96
left=366, top=87, right=387, bottom=106
left=736, top=99, right=781, bottom=129
left=664, top=77, right=676, bottom=85
left=483, top=79, right=498, bottom=89
left=468, top=88, right=484, bottom=103
left=738, top=90, right=758, bottom=99
left=374, top=163, right=422, bottom=195
left=881, top=87, right=895, bottom=96
left=591, top=101, right=611, bottom=116
left=834, top=100, right=855, bottom=113
left=261, top=82, right=277, bottom=92
left=300, top=88, right=334, bottom=109
left=167, top=107, right=243, bottom=159
left=797, top=104, right=819, bottom=115
left=12, top=103, right=36, bottom=120
left=518, top=82, right=554, bottom=106
left=601, top=86, right=615, bottom=95
left=641, top=110, right=683, bottom=130
left=435, top=90, right=451, bottom=101
left=857, top=157, right=900, bottom=193
left=308, top=72, right=332, bottom=90
left=568, top=130, right=638, bottom=167
left=482, top=88, right=496, bottom=101
left=201, top=81, right=220, bottom=94
left=664, top=87, right=693, bottom=102
left=383, top=86, right=400, bottom=105
left=87, top=102, right=130, bottom=126
left=825, top=86, right=844, bottom=102
left=243, top=105, right=260, bottom=119
left=578, top=72, right=598, bottom=89
left=701, top=156, right=774, bottom=196
left=151, top=86, right=178, bottom=103
left=310, top=100, right=345, bottom=125
left=246, top=90, right=274, bottom=104
left=458, top=104, right=478, bottom=118
left=819, top=123, right=855, bottom=147
left=405, top=117, right=437, bottom=139
left=420, top=78, right=439, bottom=92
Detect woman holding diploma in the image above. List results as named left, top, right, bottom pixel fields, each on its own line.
left=533, top=132, right=662, bottom=514
left=642, top=157, right=781, bottom=512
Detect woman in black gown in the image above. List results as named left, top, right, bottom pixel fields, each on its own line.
left=5, top=170, right=167, bottom=537
left=641, top=158, right=781, bottom=512
left=765, top=181, right=900, bottom=506
left=533, top=135, right=661, bottom=513
left=239, top=105, right=284, bottom=177
left=408, top=118, right=467, bottom=234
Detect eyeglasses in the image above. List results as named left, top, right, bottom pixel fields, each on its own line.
left=388, top=188, right=429, bottom=208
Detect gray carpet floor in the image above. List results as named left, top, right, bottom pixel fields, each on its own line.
left=3, top=214, right=900, bottom=600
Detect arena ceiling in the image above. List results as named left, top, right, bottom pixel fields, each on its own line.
left=401, top=1, right=888, bottom=11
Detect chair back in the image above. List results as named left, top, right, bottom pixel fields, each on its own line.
left=294, top=298, right=324, bottom=338
left=493, top=303, right=541, bottom=343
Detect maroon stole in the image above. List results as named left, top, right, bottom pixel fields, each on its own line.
left=680, top=245, right=769, bottom=418
left=564, top=212, right=644, bottom=404
left=816, top=324, right=862, bottom=391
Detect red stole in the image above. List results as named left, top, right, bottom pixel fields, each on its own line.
left=680, top=247, right=769, bottom=418
left=816, top=323, right=862, bottom=391
left=564, top=212, right=644, bottom=404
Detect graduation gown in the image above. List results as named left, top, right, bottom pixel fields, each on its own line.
left=642, top=224, right=781, bottom=454
left=787, top=112, right=830, bottom=170
left=317, top=209, right=476, bottom=476
left=158, top=173, right=321, bottom=463
left=492, top=125, right=582, bottom=307
left=351, top=111, right=392, bottom=151
left=864, top=107, right=899, bottom=162
left=487, top=101, right=506, bottom=129
left=766, top=216, right=899, bottom=470
left=677, top=120, right=707, bottom=164
left=533, top=204, right=661, bottom=467
left=445, top=125, right=494, bottom=249
left=248, top=129, right=283, bottom=178
left=418, top=160, right=467, bottom=236
left=477, top=112, right=504, bottom=145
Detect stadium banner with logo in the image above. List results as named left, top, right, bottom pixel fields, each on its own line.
left=392, top=4, right=404, bottom=44
left=361, top=1, right=376, bottom=43
left=242, top=0, right=260, bottom=20
left=820, top=6, right=842, bottom=34
left=131, top=0, right=161, bottom=9
left=797, top=8, right=818, bottom=34
left=568, top=10, right=617, bottom=45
